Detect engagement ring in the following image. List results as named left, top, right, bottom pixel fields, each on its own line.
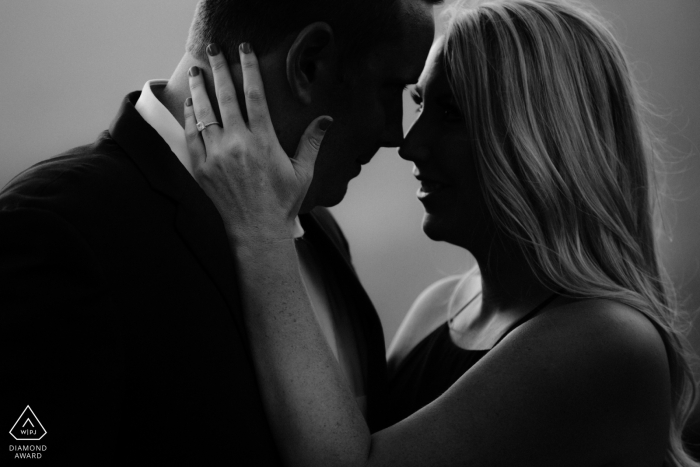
left=196, top=121, right=222, bottom=132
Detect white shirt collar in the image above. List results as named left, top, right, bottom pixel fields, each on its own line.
left=134, top=80, right=304, bottom=238
left=135, top=80, right=193, bottom=175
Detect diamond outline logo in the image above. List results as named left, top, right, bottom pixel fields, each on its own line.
left=9, top=406, right=47, bottom=441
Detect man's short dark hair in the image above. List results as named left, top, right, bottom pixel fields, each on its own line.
left=186, top=0, right=441, bottom=66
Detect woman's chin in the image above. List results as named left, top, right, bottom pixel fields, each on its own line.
left=421, top=212, right=486, bottom=251
left=421, top=213, right=451, bottom=242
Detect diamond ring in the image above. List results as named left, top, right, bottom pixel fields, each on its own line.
left=196, top=121, right=222, bottom=132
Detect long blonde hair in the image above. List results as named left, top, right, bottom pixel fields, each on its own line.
left=443, top=0, right=698, bottom=464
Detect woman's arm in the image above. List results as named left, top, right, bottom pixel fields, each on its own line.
left=185, top=45, right=671, bottom=467
left=232, top=240, right=370, bottom=467
left=185, top=44, right=369, bottom=467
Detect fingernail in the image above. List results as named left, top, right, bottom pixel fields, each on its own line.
left=185, top=97, right=192, bottom=107
left=319, top=117, right=334, bottom=132
left=189, top=66, right=200, bottom=77
left=207, top=43, right=220, bottom=56
left=240, top=42, right=252, bottom=54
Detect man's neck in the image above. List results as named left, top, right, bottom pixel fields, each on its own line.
left=159, top=53, right=211, bottom=129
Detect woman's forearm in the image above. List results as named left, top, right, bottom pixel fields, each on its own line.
left=231, top=236, right=371, bottom=467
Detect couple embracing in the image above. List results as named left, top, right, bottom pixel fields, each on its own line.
left=2, top=0, right=697, bottom=466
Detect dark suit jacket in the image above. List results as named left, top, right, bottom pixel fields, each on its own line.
left=0, top=92, right=386, bottom=465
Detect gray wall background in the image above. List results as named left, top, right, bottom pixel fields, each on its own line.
left=1, top=1, right=698, bottom=367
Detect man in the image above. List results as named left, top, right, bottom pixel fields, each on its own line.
left=1, top=0, right=435, bottom=464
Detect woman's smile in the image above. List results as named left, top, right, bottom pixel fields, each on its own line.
left=414, top=171, right=448, bottom=199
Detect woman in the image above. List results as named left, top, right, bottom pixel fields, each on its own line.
left=184, top=0, right=699, bottom=465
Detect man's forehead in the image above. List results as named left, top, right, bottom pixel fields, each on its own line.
left=369, top=4, right=435, bottom=82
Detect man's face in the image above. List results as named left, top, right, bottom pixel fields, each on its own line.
left=301, top=3, right=435, bottom=211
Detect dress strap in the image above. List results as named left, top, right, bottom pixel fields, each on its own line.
left=492, top=292, right=560, bottom=347
left=448, top=291, right=482, bottom=325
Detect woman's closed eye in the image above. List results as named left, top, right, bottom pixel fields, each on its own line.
left=409, top=88, right=462, bottom=122
left=410, top=88, right=424, bottom=113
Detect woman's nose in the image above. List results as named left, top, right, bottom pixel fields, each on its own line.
left=398, top=118, right=428, bottom=162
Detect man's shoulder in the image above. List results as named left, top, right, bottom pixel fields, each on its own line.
left=1, top=131, right=144, bottom=212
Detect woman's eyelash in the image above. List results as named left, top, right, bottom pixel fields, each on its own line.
left=411, top=92, right=424, bottom=113
left=409, top=89, right=422, bottom=104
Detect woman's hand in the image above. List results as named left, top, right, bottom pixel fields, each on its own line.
left=181, top=46, right=368, bottom=467
left=184, top=42, right=332, bottom=242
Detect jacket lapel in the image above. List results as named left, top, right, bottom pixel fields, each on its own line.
left=300, top=210, right=388, bottom=429
left=109, top=93, right=247, bottom=343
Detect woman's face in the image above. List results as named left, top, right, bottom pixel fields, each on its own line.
left=399, top=37, right=492, bottom=251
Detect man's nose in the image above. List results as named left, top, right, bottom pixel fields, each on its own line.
left=379, top=120, right=405, bottom=148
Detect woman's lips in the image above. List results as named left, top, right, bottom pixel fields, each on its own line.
left=414, top=167, right=448, bottom=199
left=416, top=178, right=447, bottom=199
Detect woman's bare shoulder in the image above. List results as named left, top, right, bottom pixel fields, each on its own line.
left=506, top=297, right=670, bottom=390
left=386, top=269, right=481, bottom=371
left=372, top=298, right=672, bottom=467
left=490, top=297, right=672, bottom=460
left=526, top=298, right=669, bottom=363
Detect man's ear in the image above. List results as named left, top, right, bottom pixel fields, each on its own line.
left=286, top=22, right=337, bottom=105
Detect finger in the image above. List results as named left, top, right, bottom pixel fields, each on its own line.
left=238, top=42, right=273, bottom=133
left=206, top=43, right=243, bottom=128
left=293, top=116, right=333, bottom=173
left=188, top=65, right=222, bottom=145
left=184, top=97, right=207, bottom=172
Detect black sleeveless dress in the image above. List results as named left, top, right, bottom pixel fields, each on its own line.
left=379, top=294, right=558, bottom=429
